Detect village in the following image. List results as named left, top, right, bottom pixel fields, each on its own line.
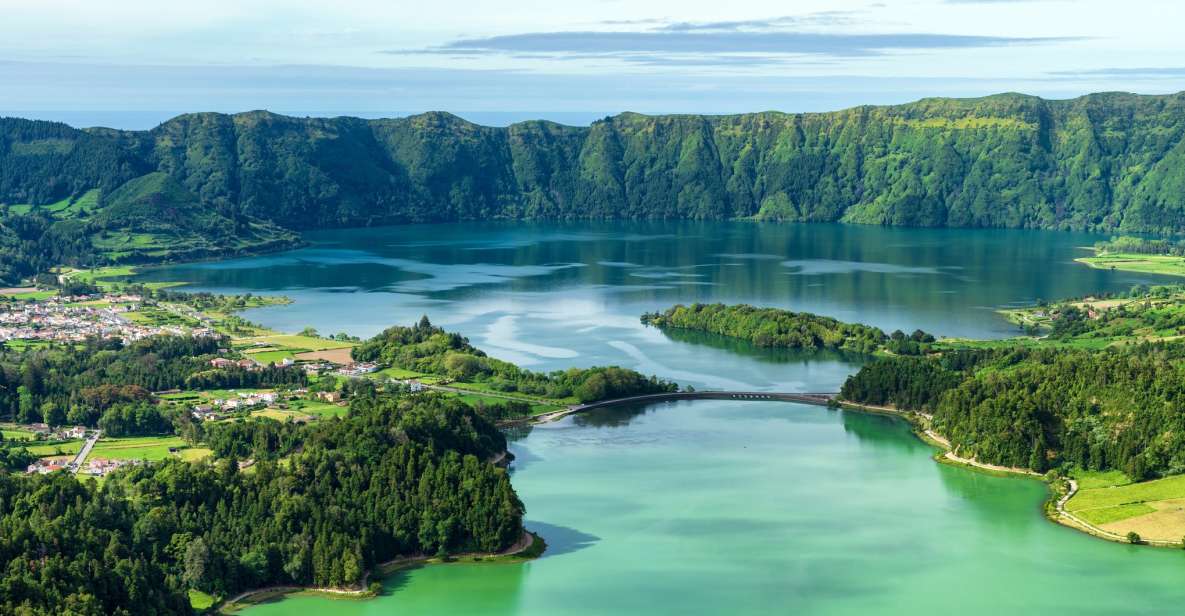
left=0, top=283, right=526, bottom=486
left=0, top=292, right=217, bottom=343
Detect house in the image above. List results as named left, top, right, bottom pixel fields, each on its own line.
left=26, top=459, right=67, bottom=474
left=303, top=363, right=329, bottom=374
left=210, top=357, right=236, bottom=369
left=338, top=362, right=378, bottom=377
left=60, top=426, right=87, bottom=439
left=84, top=458, right=132, bottom=476
left=316, top=391, right=342, bottom=403
left=280, top=357, right=295, bottom=367
left=192, top=406, right=223, bottom=421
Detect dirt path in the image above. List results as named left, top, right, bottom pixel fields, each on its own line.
left=1057, top=479, right=1079, bottom=512
left=941, top=450, right=1041, bottom=476
left=923, top=429, right=951, bottom=449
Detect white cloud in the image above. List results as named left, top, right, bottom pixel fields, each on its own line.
left=0, top=0, right=1180, bottom=118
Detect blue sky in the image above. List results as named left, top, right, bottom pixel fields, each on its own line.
left=1, top=0, right=1183, bottom=127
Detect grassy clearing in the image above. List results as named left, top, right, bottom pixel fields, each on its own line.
left=45, top=189, right=99, bottom=218
left=1077, top=253, right=1185, bottom=277
left=179, top=447, right=214, bottom=462
left=188, top=589, right=217, bottom=611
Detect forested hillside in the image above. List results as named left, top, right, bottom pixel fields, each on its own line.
left=5, top=91, right=1185, bottom=282
left=840, top=287, right=1185, bottom=478
left=0, top=392, right=521, bottom=615
left=352, top=316, right=677, bottom=403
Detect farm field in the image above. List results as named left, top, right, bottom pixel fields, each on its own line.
left=3, top=339, right=53, bottom=352
left=452, top=393, right=561, bottom=415
left=236, top=334, right=354, bottom=351
left=1, top=425, right=37, bottom=441
left=64, top=265, right=187, bottom=290
left=160, top=388, right=271, bottom=401
left=293, top=347, right=354, bottom=364
left=374, top=366, right=424, bottom=379
left=244, top=349, right=296, bottom=364
left=0, top=288, right=56, bottom=300
left=26, top=440, right=85, bottom=457
left=448, top=380, right=577, bottom=406
left=89, top=436, right=208, bottom=462
left=1077, top=253, right=1185, bottom=277
left=285, top=398, right=348, bottom=418
left=1066, top=471, right=1185, bottom=541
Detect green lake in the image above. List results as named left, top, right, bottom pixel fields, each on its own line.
left=134, top=222, right=1185, bottom=613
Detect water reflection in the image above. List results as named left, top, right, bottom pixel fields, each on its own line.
left=525, top=521, right=601, bottom=558
left=838, top=410, right=927, bottom=455
left=656, top=327, right=869, bottom=367
left=571, top=403, right=657, bottom=429
left=134, top=221, right=1171, bottom=347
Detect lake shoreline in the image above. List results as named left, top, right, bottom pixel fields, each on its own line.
left=833, top=400, right=1185, bottom=548
left=217, top=530, right=543, bottom=614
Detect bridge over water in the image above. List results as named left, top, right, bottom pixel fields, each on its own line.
left=536, top=391, right=841, bottom=422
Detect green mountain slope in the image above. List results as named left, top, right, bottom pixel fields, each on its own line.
left=4, top=90, right=1185, bottom=282
left=88, top=172, right=298, bottom=262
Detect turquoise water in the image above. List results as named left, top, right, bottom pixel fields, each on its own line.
left=133, top=222, right=1185, bottom=614
left=243, top=402, right=1185, bottom=615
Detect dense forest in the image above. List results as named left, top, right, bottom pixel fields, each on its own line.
left=0, top=391, right=521, bottom=615
left=352, top=316, right=676, bottom=402
left=840, top=287, right=1185, bottom=483
left=1092, top=235, right=1185, bottom=256
left=642, top=303, right=933, bottom=355
left=5, top=91, right=1185, bottom=282
left=843, top=343, right=1185, bottom=478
